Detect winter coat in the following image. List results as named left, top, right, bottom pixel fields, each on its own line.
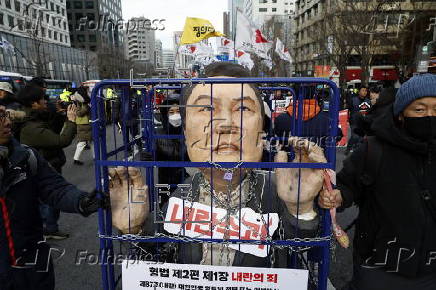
left=353, top=88, right=397, bottom=137
left=155, top=126, right=187, bottom=188
left=274, top=100, right=342, bottom=147
left=337, top=105, right=436, bottom=278
left=20, top=109, right=76, bottom=170
left=0, top=139, right=87, bottom=275
left=76, top=103, right=92, bottom=142
left=349, top=96, right=371, bottom=125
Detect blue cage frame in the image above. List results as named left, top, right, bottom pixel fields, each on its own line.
left=91, top=77, right=340, bottom=290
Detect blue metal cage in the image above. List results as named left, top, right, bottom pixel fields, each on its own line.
left=90, top=77, right=340, bottom=290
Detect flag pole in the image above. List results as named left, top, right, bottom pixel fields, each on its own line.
left=172, top=42, right=180, bottom=78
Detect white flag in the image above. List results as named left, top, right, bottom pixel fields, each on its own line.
left=275, top=38, right=292, bottom=63
left=195, top=55, right=219, bottom=66
left=178, top=43, right=213, bottom=57
left=235, top=10, right=271, bottom=59
left=1, top=37, right=14, bottom=51
left=236, top=50, right=254, bottom=70
left=216, top=37, right=235, bottom=59
left=262, top=59, right=273, bottom=70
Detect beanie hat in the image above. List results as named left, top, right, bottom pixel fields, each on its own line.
left=393, top=74, right=436, bottom=116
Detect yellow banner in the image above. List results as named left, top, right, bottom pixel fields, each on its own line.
left=180, top=17, right=224, bottom=45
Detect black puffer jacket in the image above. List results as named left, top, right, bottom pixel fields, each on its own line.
left=155, top=98, right=187, bottom=190
left=0, top=139, right=86, bottom=276
left=337, top=105, right=436, bottom=277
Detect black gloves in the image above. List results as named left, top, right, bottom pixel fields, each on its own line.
left=79, top=190, right=110, bottom=217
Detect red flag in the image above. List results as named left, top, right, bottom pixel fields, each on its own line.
left=255, top=29, right=268, bottom=43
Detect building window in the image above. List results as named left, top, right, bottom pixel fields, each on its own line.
left=63, top=22, right=66, bottom=30
left=54, top=31, right=57, bottom=40
left=85, top=1, right=94, bottom=9
left=5, top=0, right=11, bottom=9
left=56, top=5, right=60, bottom=14
left=17, top=19, right=23, bottom=30
left=272, top=8, right=277, bottom=12
left=0, top=13, right=3, bottom=25
left=60, top=34, right=63, bottom=42
left=50, top=2, right=54, bottom=11
left=48, top=30, right=52, bottom=38
left=75, top=12, right=84, bottom=21
left=14, top=0, right=19, bottom=12
left=46, top=14, right=49, bottom=23
left=89, top=34, right=96, bottom=42
left=259, top=0, right=267, bottom=3
left=86, top=13, right=95, bottom=21
left=74, top=1, right=83, bottom=9
left=272, top=0, right=277, bottom=2
left=7, top=15, right=13, bottom=28
left=52, top=18, right=55, bottom=26
left=259, top=8, right=267, bottom=12
left=62, top=8, right=65, bottom=16
left=77, top=35, right=85, bottom=42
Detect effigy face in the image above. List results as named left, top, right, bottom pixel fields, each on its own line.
left=184, top=78, right=264, bottom=163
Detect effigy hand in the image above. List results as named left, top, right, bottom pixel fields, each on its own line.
left=275, top=137, right=327, bottom=218
left=109, top=166, right=149, bottom=234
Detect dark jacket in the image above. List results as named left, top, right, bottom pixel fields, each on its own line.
left=337, top=106, right=436, bottom=277
left=274, top=100, right=342, bottom=147
left=0, top=139, right=86, bottom=275
left=20, top=109, right=76, bottom=170
left=354, top=88, right=397, bottom=137
left=155, top=98, right=187, bottom=189
left=349, top=96, right=371, bottom=125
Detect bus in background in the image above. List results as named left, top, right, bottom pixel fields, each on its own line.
left=44, top=79, right=72, bottom=101
left=0, top=71, right=26, bottom=93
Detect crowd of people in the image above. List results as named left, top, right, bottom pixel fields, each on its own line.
left=0, top=65, right=435, bottom=290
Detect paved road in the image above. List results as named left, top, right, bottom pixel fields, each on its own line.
left=50, top=128, right=357, bottom=290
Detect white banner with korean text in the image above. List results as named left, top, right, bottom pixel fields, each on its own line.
left=122, top=261, right=308, bottom=290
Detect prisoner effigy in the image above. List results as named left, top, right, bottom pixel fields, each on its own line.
left=109, top=62, right=331, bottom=267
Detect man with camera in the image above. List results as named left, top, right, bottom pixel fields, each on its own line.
left=17, top=84, right=78, bottom=240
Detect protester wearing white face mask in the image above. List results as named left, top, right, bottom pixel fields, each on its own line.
left=155, top=94, right=188, bottom=206
left=168, top=111, right=182, bottom=127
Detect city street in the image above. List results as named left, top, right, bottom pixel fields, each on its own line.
left=50, top=128, right=356, bottom=290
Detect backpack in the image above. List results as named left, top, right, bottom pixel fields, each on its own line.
left=349, top=136, right=436, bottom=229
left=343, top=136, right=383, bottom=232
left=22, top=145, right=38, bottom=177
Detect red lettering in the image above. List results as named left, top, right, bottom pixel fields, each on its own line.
left=193, top=209, right=211, bottom=236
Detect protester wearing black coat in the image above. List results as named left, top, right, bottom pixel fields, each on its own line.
left=0, top=139, right=100, bottom=290
left=338, top=105, right=436, bottom=280
left=155, top=96, right=187, bottom=205
left=332, top=75, right=436, bottom=289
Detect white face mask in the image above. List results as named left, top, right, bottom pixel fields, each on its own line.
left=168, top=113, right=182, bottom=127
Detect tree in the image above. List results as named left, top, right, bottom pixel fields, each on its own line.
left=10, top=0, right=54, bottom=77
left=263, top=15, right=293, bottom=77
left=307, top=0, right=409, bottom=87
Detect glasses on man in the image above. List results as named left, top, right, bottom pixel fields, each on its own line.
left=0, top=111, right=11, bottom=123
